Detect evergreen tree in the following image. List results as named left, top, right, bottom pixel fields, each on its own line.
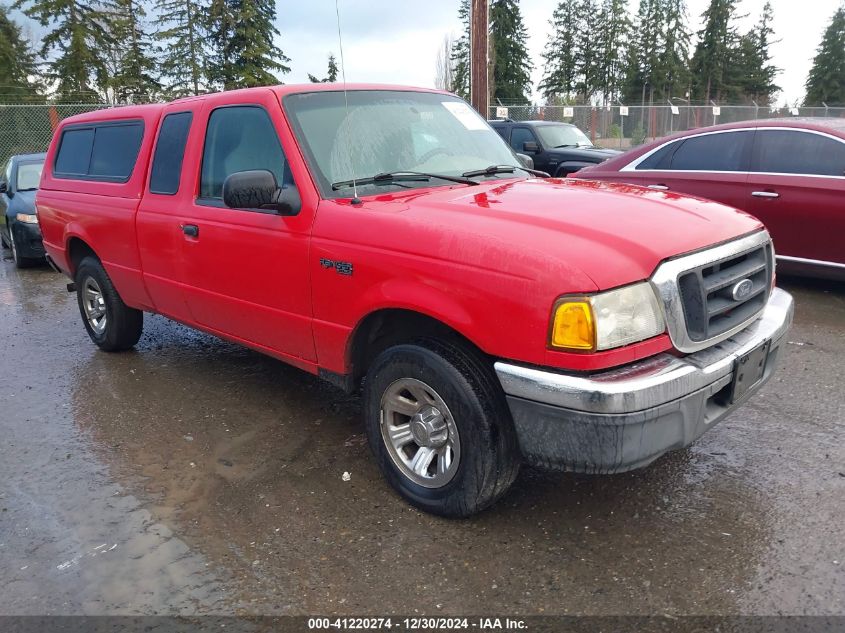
left=450, top=0, right=471, bottom=99
left=110, top=0, right=160, bottom=103
left=13, top=0, right=114, bottom=102
left=0, top=6, right=42, bottom=101
left=308, top=54, right=339, bottom=83
left=596, top=0, right=629, bottom=104
left=733, top=3, right=779, bottom=105
left=573, top=0, right=602, bottom=102
left=539, top=0, right=578, bottom=100
left=622, top=0, right=666, bottom=105
left=207, top=0, right=290, bottom=90
left=490, top=0, right=533, bottom=102
left=805, top=5, right=845, bottom=106
left=655, top=0, right=692, bottom=101
left=155, top=0, right=208, bottom=97
left=689, top=0, right=740, bottom=103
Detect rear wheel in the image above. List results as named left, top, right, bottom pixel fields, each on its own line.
left=363, top=338, right=520, bottom=517
left=75, top=256, right=143, bottom=351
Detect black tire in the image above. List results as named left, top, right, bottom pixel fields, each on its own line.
left=363, top=338, right=520, bottom=517
left=9, top=226, right=39, bottom=269
left=74, top=256, right=143, bottom=351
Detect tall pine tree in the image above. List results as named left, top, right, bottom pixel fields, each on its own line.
left=805, top=5, right=845, bottom=106
left=155, top=0, right=208, bottom=97
left=573, top=0, right=602, bottom=102
left=539, top=0, right=578, bottom=100
left=622, top=0, right=666, bottom=105
left=308, top=54, right=339, bottom=83
left=655, top=0, right=692, bottom=101
left=110, top=0, right=160, bottom=103
left=596, top=0, right=629, bottom=104
left=13, top=0, right=114, bottom=102
left=207, top=0, right=290, bottom=90
left=733, top=2, right=779, bottom=105
left=689, top=0, right=739, bottom=103
left=450, top=0, right=471, bottom=99
left=490, top=0, right=533, bottom=102
left=0, top=6, right=42, bottom=101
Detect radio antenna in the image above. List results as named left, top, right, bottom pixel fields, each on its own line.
left=335, top=0, right=360, bottom=204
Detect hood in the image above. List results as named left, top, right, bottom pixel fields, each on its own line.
left=547, top=146, right=621, bottom=161
left=376, top=178, right=763, bottom=291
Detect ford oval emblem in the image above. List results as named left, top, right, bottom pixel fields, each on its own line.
left=731, top=279, right=754, bottom=301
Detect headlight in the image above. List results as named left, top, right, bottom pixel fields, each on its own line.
left=550, top=282, right=665, bottom=352
left=16, top=213, right=38, bottom=224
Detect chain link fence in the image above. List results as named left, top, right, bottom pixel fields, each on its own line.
left=489, top=104, right=845, bottom=149
left=0, top=103, right=111, bottom=168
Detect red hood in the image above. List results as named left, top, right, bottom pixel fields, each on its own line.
left=375, top=178, right=763, bottom=290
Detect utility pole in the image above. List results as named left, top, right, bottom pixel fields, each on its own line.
left=470, top=0, right=489, bottom=117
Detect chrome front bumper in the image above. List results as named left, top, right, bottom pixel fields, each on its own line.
left=495, top=288, right=794, bottom=472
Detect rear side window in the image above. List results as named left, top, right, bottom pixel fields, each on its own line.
left=667, top=131, right=752, bottom=172
left=752, top=130, right=845, bottom=177
left=199, top=106, right=286, bottom=200
left=149, top=112, right=193, bottom=195
left=54, top=121, right=144, bottom=182
left=509, top=127, right=535, bottom=152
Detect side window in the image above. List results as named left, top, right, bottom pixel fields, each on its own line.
left=199, top=106, right=286, bottom=200
left=149, top=112, right=193, bottom=195
left=55, top=128, right=94, bottom=176
left=492, top=126, right=508, bottom=141
left=510, top=127, right=536, bottom=152
left=635, top=141, right=678, bottom=170
left=753, top=130, right=845, bottom=177
left=54, top=122, right=143, bottom=181
left=668, top=131, right=753, bottom=172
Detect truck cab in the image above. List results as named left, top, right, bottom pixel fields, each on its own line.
left=36, top=85, right=793, bottom=517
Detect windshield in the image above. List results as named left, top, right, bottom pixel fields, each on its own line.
left=16, top=161, right=44, bottom=191
left=535, top=125, right=592, bottom=148
left=284, top=90, right=522, bottom=197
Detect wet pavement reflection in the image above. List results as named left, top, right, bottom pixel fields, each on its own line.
left=1, top=254, right=843, bottom=616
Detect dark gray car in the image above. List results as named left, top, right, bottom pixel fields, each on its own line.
left=0, top=152, right=46, bottom=268
left=489, top=120, right=620, bottom=177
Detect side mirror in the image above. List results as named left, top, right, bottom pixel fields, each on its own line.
left=522, top=141, right=540, bottom=153
left=515, top=152, right=534, bottom=170
left=222, top=170, right=301, bottom=216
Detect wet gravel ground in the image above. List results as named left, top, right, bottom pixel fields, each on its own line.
left=0, top=250, right=843, bottom=617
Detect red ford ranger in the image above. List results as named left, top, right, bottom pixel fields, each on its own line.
left=37, top=85, right=794, bottom=517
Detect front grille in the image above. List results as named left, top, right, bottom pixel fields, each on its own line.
left=677, top=242, right=773, bottom=341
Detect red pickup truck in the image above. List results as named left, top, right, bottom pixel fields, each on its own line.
left=37, top=84, right=793, bottom=517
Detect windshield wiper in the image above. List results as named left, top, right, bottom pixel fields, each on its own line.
left=461, top=164, right=550, bottom=178
left=331, top=170, right=478, bottom=191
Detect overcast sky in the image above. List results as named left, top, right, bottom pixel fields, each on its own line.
left=10, top=0, right=841, bottom=104
left=282, top=0, right=842, bottom=105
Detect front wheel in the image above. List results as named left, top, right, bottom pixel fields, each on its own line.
left=9, top=225, right=39, bottom=269
left=75, top=256, right=143, bottom=351
left=363, top=339, right=520, bottom=517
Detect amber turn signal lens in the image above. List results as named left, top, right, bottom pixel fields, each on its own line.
left=550, top=300, right=595, bottom=351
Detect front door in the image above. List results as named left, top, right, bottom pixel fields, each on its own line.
left=178, top=92, right=316, bottom=362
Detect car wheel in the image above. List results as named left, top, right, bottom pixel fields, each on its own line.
left=75, top=256, right=143, bottom=351
left=363, top=338, right=520, bottom=517
left=9, top=226, right=38, bottom=269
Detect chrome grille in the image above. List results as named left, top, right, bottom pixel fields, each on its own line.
left=677, top=242, right=773, bottom=341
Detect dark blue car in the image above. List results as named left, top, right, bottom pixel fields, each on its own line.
left=0, top=152, right=46, bottom=268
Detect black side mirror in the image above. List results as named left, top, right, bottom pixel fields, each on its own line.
left=523, top=141, right=539, bottom=153
left=222, top=170, right=301, bottom=216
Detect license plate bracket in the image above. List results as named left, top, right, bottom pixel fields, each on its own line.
left=728, top=340, right=771, bottom=404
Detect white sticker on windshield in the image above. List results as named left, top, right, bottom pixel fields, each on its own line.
left=441, top=101, right=487, bottom=130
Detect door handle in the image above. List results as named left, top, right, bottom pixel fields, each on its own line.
left=181, top=224, right=199, bottom=237
left=752, top=191, right=779, bottom=199
left=647, top=184, right=669, bottom=190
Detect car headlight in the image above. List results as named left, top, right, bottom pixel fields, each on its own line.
left=550, top=282, right=665, bottom=352
left=16, top=213, right=38, bottom=224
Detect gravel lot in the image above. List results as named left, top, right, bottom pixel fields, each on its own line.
left=1, top=252, right=843, bottom=617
